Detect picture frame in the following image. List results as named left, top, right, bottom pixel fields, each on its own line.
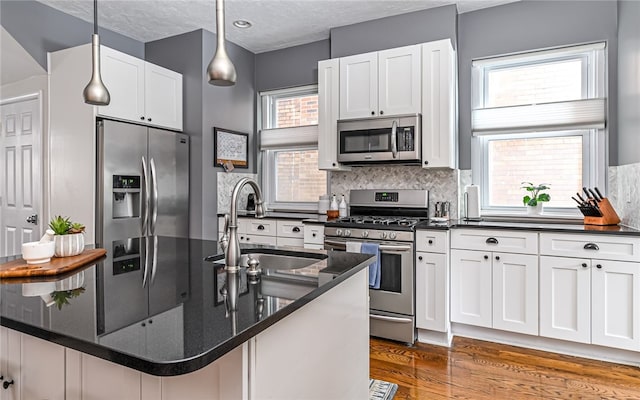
left=214, top=127, right=249, bottom=169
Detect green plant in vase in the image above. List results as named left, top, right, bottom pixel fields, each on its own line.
left=48, top=215, right=86, bottom=257
left=521, top=182, right=550, bottom=214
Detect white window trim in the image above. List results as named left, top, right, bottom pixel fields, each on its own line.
left=258, top=85, right=326, bottom=213
left=470, top=42, right=608, bottom=217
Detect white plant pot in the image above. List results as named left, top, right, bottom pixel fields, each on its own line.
left=527, top=203, right=544, bottom=215
left=54, top=233, right=85, bottom=257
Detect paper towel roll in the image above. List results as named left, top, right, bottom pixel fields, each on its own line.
left=465, top=184, right=481, bottom=220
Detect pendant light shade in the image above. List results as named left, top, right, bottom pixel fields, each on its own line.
left=83, top=0, right=110, bottom=105
left=207, top=0, right=237, bottom=86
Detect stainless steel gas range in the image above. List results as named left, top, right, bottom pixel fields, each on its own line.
left=324, top=189, right=429, bottom=344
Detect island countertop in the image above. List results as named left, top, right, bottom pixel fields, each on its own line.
left=0, top=237, right=374, bottom=376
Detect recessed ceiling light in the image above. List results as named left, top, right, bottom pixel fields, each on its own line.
left=233, top=20, right=252, bottom=29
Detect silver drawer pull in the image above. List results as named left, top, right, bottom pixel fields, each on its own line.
left=486, top=237, right=499, bottom=245
left=584, top=243, right=599, bottom=251
left=370, top=314, right=413, bottom=323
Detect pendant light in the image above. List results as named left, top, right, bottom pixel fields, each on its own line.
left=83, top=0, right=110, bottom=105
left=207, top=0, right=237, bottom=86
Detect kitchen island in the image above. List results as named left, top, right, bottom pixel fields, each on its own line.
left=0, top=237, right=374, bottom=399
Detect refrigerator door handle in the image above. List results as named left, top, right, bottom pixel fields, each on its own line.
left=151, top=235, right=158, bottom=284
left=150, top=158, right=159, bottom=235
left=143, top=236, right=150, bottom=288
left=141, top=156, right=150, bottom=235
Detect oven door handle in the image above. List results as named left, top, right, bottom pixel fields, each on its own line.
left=370, top=314, right=413, bottom=323
left=324, top=239, right=411, bottom=252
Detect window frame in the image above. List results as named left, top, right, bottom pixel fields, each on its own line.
left=470, top=43, right=607, bottom=217
left=258, top=85, right=327, bottom=213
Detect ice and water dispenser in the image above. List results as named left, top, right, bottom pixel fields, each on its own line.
left=112, top=175, right=141, bottom=219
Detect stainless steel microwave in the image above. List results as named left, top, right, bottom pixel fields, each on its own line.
left=337, top=114, right=421, bottom=164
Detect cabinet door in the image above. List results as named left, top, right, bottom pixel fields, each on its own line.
left=421, top=39, right=456, bottom=169
left=339, top=52, right=378, bottom=119
left=98, top=46, right=146, bottom=123
left=592, top=260, right=640, bottom=351
left=318, top=59, right=349, bottom=171
left=378, top=45, right=421, bottom=116
left=450, top=249, right=492, bottom=328
left=416, top=252, right=448, bottom=332
left=303, top=224, right=324, bottom=246
left=144, top=63, right=183, bottom=131
left=540, top=256, right=591, bottom=343
left=0, top=328, right=65, bottom=400
left=492, top=252, right=538, bottom=335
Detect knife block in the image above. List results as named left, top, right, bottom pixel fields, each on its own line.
left=584, top=198, right=620, bottom=226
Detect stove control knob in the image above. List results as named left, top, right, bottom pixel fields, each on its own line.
left=361, top=231, right=369, bottom=238
left=389, top=232, right=397, bottom=239
left=344, top=229, right=352, bottom=237
left=380, top=232, right=388, bottom=239
left=336, top=229, right=343, bottom=236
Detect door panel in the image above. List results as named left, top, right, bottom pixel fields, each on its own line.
left=0, top=97, right=41, bottom=257
left=147, top=128, right=189, bottom=238
left=451, top=249, right=492, bottom=328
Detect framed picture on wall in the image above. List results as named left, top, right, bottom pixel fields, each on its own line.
left=214, top=127, right=249, bottom=169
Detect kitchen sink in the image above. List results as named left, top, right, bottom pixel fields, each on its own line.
left=206, top=248, right=327, bottom=271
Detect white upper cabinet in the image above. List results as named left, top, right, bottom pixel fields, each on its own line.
left=144, top=63, right=183, bottom=131
left=98, top=46, right=183, bottom=131
left=318, top=59, right=350, bottom=171
left=98, top=46, right=146, bottom=124
left=339, top=45, right=421, bottom=120
left=378, top=45, right=422, bottom=117
left=339, top=52, right=378, bottom=119
left=421, top=39, right=456, bottom=169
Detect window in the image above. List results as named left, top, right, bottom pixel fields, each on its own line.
left=471, top=43, right=607, bottom=215
left=259, top=86, right=327, bottom=211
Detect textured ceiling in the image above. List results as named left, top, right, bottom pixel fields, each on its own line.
left=36, top=0, right=519, bottom=53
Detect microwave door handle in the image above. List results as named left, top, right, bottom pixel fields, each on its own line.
left=391, top=120, right=398, bottom=159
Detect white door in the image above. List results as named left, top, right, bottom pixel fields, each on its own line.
left=339, top=52, right=378, bottom=119
left=592, top=259, right=640, bottom=351
left=144, top=63, right=183, bottom=130
left=450, top=249, right=492, bottom=328
left=492, top=252, right=538, bottom=335
left=378, top=44, right=421, bottom=116
left=415, top=252, right=447, bottom=332
left=0, top=95, right=42, bottom=257
left=540, top=256, right=591, bottom=343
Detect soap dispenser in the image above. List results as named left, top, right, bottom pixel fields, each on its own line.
left=338, top=194, right=347, bottom=217
left=328, top=194, right=339, bottom=219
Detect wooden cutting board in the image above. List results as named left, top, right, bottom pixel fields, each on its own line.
left=0, top=248, right=106, bottom=279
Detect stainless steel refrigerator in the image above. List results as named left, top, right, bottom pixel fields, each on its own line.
left=96, top=118, right=189, bottom=335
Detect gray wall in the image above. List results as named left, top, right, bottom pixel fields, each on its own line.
left=458, top=0, right=619, bottom=168
left=146, top=30, right=256, bottom=240
left=330, top=5, right=457, bottom=58
left=0, top=1, right=144, bottom=69
left=255, top=39, right=330, bottom=92
left=617, top=0, right=640, bottom=166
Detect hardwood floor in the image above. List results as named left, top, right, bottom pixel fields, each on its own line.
left=370, top=337, right=640, bottom=399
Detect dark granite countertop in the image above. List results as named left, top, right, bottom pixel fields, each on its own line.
left=218, top=211, right=326, bottom=221
left=0, top=237, right=373, bottom=376
left=415, top=219, right=640, bottom=236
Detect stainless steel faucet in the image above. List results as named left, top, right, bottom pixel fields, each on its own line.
left=221, top=177, right=265, bottom=272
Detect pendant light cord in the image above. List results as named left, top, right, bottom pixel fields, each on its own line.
left=94, top=0, right=98, bottom=35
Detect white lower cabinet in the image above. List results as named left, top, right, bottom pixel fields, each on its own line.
left=451, top=249, right=538, bottom=335
left=415, top=252, right=447, bottom=332
left=540, top=256, right=640, bottom=351
left=0, top=327, right=65, bottom=400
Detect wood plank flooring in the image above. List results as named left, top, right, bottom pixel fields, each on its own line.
left=370, top=337, right=640, bottom=399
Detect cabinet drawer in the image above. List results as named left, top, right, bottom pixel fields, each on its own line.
left=451, top=229, right=538, bottom=254
left=239, top=218, right=278, bottom=235
left=277, top=220, right=305, bottom=239
left=415, top=230, right=448, bottom=253
left=304, top=225, right=325, bottom=245
left=238, top=233, right=277, bottom=246
left=277, top=237, right=305, bottom=248
left=540, top=233, right=640, bottom=262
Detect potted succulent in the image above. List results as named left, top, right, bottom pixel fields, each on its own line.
left=48, top=215, right=86, bottom=257
left=521, top=182, right=550, bottom=215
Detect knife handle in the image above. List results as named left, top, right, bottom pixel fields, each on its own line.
left=594, top=187, right=604, bottom=199
left=583, top=187, right=592, bottom=199
left=588, top=188, right=601, bottom=202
